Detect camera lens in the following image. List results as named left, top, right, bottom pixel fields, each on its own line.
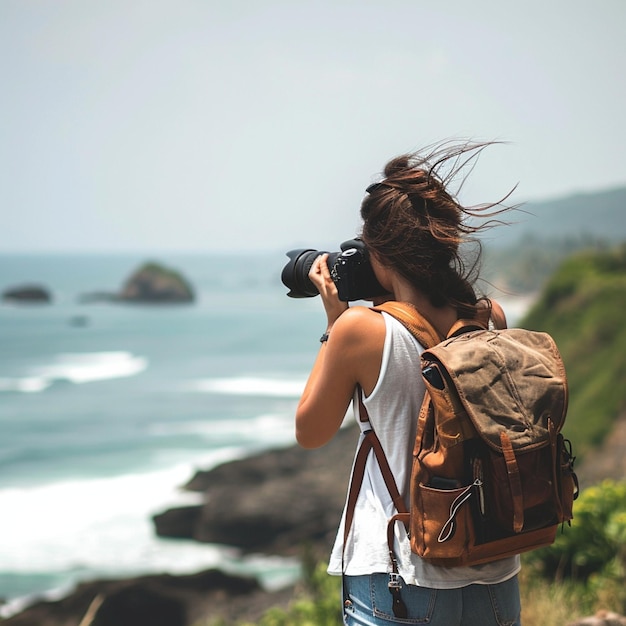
left=281, top=249, right=323, bottom=298
left=281, top=249, right=342, bottom=298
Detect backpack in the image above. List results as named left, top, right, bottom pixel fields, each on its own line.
left=343, top=300, right=578, bottom=616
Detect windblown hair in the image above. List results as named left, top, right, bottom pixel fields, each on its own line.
left=360, top=140, right=514, bottom=316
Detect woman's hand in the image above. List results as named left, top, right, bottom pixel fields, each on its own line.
left=308, top=254, right=348, bottom=329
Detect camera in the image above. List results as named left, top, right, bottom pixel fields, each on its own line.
left=281, top=238, right=389, bottom=302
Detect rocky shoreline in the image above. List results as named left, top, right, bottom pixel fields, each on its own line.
left=2, top=570, right=296, bottom=626
left=2, top=424, right=358, bottom=625
left=153, top=422, right=358, bottom=558
left=5, top=412, right=625, bottom=625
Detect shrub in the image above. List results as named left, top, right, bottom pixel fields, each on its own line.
left=525, top=480, right=626, bottom=613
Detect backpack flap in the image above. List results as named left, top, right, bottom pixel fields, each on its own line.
left=423, top=328, right=568, bottom=453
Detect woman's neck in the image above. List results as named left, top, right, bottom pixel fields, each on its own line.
left=391, top=279, right=458, bottom=339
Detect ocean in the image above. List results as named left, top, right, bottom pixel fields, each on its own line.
left=0, top=253, right=531, bottom=617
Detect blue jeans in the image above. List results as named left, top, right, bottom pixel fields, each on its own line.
left=343, top=573, right=521, bottom=625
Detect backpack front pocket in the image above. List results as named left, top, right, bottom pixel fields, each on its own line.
left=412, top=481, right=478, bottom=560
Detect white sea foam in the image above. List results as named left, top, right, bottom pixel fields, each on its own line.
left=148, top=413, right=297, bottom=453
left=0, top=376, right=50, bottom=393
left=0, top=448, right=300, bottom=617
left=0, top=464, right=205, bottom=573
left=184, top=376, right=305, bottom=397
left=0, top=351, right=147, bottom=393
left=32, top=351, right=148, bottom=384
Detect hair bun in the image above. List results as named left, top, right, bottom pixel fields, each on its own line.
left=383, top=155, right=411, bottom=178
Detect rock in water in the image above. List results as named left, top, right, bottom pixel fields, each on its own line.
left=2, top=284, right=52, bottom=303
left=119, top=262, right=194, bottom=303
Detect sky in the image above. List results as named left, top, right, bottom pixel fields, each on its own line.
left=1, top=0, right=625, bottom=254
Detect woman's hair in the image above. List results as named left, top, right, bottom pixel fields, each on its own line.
left=360, top=140, right=514, bottom=316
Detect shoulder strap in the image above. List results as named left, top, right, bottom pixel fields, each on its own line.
left=487, top=299, right=508, bottom=330
left=342, top=391, right=409, bottom=617
left=343, top=393, right=407, bottom=547
left=377, top=298, right=508, bottom=343
left=372, top=301, right=443, bottom=348
left=471, top=297, right=508, bottom=331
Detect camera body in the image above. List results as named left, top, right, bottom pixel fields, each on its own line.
left=281, top=238, right=389, bottom=302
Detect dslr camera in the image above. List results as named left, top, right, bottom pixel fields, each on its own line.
left=281, top=238, right=389, bottom=302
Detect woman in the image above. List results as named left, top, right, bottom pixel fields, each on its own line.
left=295, top=142, right=522, bottom=625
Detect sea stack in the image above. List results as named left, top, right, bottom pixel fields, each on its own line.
left=2, top=284, right=52, bottom=303
left=118, top=262, right=195, bottom=304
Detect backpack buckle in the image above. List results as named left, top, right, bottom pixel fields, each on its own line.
left=387, top=573, right=408, bottom=618
left=388, top=572, right=403, bottom=590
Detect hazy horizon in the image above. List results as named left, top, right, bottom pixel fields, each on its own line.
left=2, top=0, right=625, bottom=254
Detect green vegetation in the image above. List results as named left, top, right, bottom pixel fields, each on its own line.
left=205, top=561, right=342, bottom=626
left=522, top=480, right=626, bottom=620
left=480, top=184, right=626, bottom=294
left=482, top=234, right=613, bottom=294
left=523, top=244, right=626, bottom=456
left=526, top=481, right=626, bottom=585
left=240, top=563, right=341, bottom=626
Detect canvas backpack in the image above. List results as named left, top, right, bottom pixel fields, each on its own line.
left=343, top=300, right=579, bottom=617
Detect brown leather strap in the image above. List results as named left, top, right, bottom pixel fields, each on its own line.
left=452, top=299, right=508, bottom=335
left=357, top=395, right=407, bottom=514
left=342, top=421, right=410, bottom=619
left=343, top=430, right=374, bottom=549
left=344, top=396, right=407, bottom=551
left=373, top=301, right=443, bottom=348
left=448, top=319, right=487, bottom=337
left=489, top=299, right=508, bottom=330
left=343, top=430, right=407, bottom=546
left=501, top=431, right=524, bottom=533
left=548, top=419, right=563, bottom=520
left=414, top=392, right=433, bottom=455
left=387, top=512, right=410, bottom=570
left=375, top=299, right=508, bottom=345
left=357, top=387, right=369, bottom=423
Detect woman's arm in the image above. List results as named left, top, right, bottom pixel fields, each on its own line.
left=295, top=255, right=385, bottom=449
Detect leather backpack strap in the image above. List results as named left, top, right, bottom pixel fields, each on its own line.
left=373, top=301, right=443, bottom=349
left=448, top=299, right=508, bottom=337
left=342, top=392, right=409, bottom=619
left=489, top=299, right=508, bottom=330
left=374, top=299, right=507, bottom=346
left=500, top=431, right=524, bottom=533
left=472, top=297, right=508, bottom=331
left=343, top=393, right=408, bottom=548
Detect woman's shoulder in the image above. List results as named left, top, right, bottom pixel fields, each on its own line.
left=334, top=304, right=384, bottom=330
left=332, top=305, right=385, bottom=339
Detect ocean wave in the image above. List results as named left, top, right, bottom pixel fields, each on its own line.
left=0, top=452, right=299, bottom=617
left=0, top=444, right=281, bottom=573
left=148, top=413, right=297, bottom=448
left=0, top=351, right=148, bottom=393
left=0, top=376, right=51, bottom=393
left=183, top=376, right=305, bottom=397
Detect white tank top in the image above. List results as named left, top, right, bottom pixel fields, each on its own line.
left=327, top=311, right=520, bottom=588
